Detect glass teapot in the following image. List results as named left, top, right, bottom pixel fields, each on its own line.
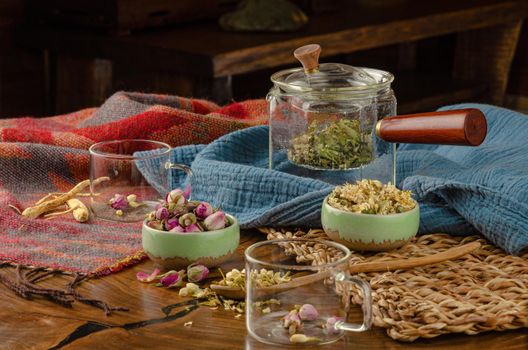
left=267, top=44, right=487, bottom=185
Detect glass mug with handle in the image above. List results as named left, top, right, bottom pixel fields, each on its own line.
left=89, top=139, right=192, bottom=222
left=245, top=238, right=372, bottom=346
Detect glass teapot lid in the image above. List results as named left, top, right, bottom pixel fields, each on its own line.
left=271, top=44, right=393, bottom=93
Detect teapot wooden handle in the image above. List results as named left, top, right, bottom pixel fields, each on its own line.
left=376, top=108, right=487, bottom=146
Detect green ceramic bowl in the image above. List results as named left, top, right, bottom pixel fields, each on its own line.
left=142, top=214, right=240, bottom=270
left=321, top=196, right=420, bottom=251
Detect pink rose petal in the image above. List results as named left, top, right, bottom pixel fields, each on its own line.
left=136, top=268, right=160, bottom=283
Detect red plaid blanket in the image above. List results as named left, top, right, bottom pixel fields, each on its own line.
left=0, top=92, right=267, bottom=275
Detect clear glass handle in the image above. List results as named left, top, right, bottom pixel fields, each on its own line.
left=335, top=274, right=373, bottom=332
left=164, top=162, right=193, bottom=198
left=165, top=162, right=193, bottom=178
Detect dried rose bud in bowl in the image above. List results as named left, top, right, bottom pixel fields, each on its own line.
left=321, top=179, right=420, bottom=252
left=142, top=188, right=240, bottom=270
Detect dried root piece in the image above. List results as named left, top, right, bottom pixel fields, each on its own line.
left=8, top=204, right=22, bottom=215
left=22, top=177, right=109, bottom=219
left=41, top=199, right=89, bottom=222
left=66, top=198, right=89, bottom=222
left=44, top=207, right=74, bottom=220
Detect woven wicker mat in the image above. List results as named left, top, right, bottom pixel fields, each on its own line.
left=259, top=228, right=528, bottom=342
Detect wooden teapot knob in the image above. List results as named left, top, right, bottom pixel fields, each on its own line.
left=376, top=108, right=487, bottom=146
left=294, top=44, right=321, bottom=73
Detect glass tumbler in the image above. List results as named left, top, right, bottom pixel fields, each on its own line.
left=245, top=239, right=372, bottom=346
left=89, top=139, right=191, bottom=222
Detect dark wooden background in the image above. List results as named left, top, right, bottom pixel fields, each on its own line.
left=0, top=0, right=527, bottom=118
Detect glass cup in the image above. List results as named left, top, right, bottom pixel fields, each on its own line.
left=89, top=139, right=191, bottom=222
left=245, top=239, right=372, bottom=346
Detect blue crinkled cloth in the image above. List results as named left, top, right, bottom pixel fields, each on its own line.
left=141, top=103, right=528, bottom=255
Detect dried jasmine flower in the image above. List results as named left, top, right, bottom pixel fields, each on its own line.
left=253, top=299, right=281, bottom=314
left=288, top=119, right=372, bottom=170
left=328, top=179, right=416, bottom=214
left=216, top=268, right=292, bottom=290
left=251, top=269, right=292, bottom=288
left=179, top=282, right=206, bottom=298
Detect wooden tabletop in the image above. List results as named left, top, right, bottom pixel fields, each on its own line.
left=0, top=230, right=526, bottom=350
left=17, top=0, right=528, bottom=77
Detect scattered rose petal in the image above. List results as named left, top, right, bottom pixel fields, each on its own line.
left=194, top=202, right=214, bottom=219
left=299, top=304, right=319, bottom=321
left=203, top=211, right=226, bottom=230
left=187, top=264, right=209, bottom=282
left=136, top=268, right=160, bottom=282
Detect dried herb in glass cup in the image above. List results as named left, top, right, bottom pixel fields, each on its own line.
left=245, top=239, right=372, bottom=346
left=89, top=139, right=192, bottom=222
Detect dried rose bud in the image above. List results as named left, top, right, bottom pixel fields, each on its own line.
left=109, top=194, right=128, bottom=210
left=194, top=202, right=213, bottom=219
left=187, top=264, right=209, bottom=282
left=164, top=218, right=179, bottom=231
left=325, top=316, right=344, bottom=335
left=155, top=207, right=169, bottom=220
left=299, top=304, right=319, bottom=321
left=147, top=220, right=164, bottom=231
left=185, top=223, right=202, bottom=233
left=166, top=189, right=186, bottom=206
left=136, top=268, right=160, bottom=282
left=159, top=271, right=184, bottom=288
left=282, top=310, right=302, bottom=335
left=178, top=213, right=197, bottom=227
left=203, top=211, right=226, bottom=231
left=169, top=225, right=185, bottom=233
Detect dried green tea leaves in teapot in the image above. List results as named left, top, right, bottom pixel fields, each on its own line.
left=328, top=179, right=416, bottom=214
left=288, top=119, right=373, bottom=169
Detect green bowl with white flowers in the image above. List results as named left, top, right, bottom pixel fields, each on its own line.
left=142, top=189, right=240, bottom=270
left=321, top=180, right=420, bottom=251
